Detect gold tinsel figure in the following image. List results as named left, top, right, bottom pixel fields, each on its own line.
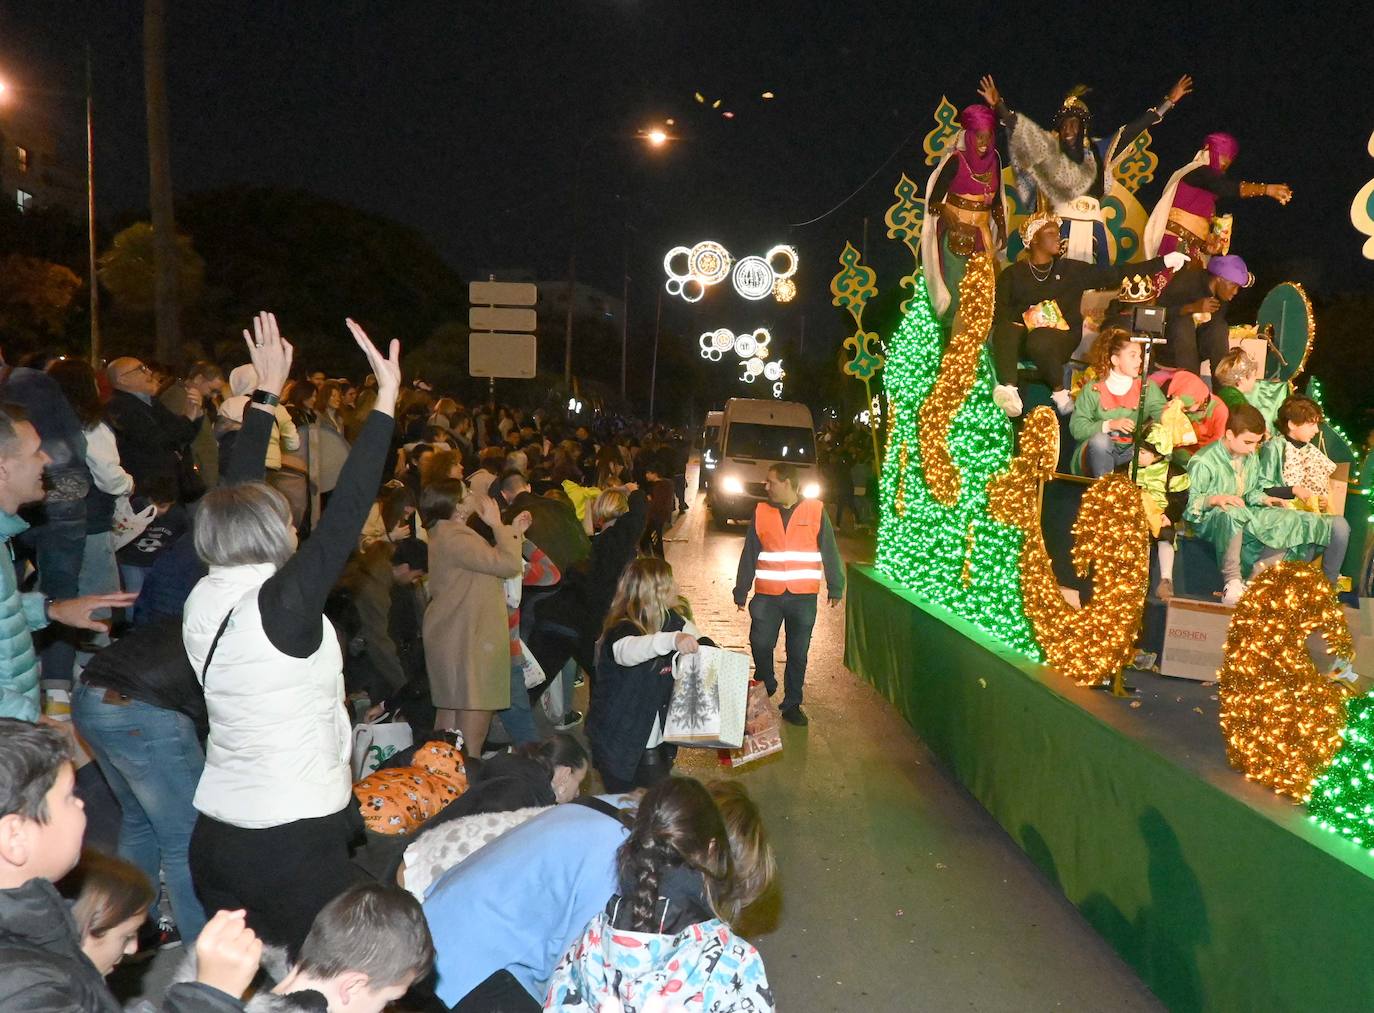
left=1218, top=562, right=1354, bottom=799
left=916, top=253, right=995, bottom=507
left=987, top=407, right=1151, bottom=689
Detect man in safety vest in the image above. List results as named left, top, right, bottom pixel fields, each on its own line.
left=733, top=462, right=844, bottom=726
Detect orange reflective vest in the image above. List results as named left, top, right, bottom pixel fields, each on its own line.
left=753, top=499, right=824, bottom=595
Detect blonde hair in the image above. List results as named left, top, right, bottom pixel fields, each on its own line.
left=707, top=780, right=776, bottom=923
left=590, top=488, right=629, bottom=529
left=67, top=851, right=154, bottom=943
left=601, top=556, right=679, bottom=638
left=1213, top=347, right=1258, bottom=388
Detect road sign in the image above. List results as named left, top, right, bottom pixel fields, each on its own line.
left=469, top=306, right=537, bottom=333
left=469, top=280, right=537, bottom=307
left=470, top=332, right=536, bottom=379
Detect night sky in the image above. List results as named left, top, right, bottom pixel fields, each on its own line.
left=5, top=1, right=1373, bottom=381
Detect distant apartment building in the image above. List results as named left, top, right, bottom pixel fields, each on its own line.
left=0, top=110, right=85, bottom=217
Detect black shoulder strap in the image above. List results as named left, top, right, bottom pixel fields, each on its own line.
left=572, top=794, right=632, bottom=826
left=200, top=610, right=234, bottom=685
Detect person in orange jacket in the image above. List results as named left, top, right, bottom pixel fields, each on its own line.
left=732, top=462, right=844, bottom=726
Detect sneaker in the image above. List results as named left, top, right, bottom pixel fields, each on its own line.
left=572, top=673, right=585, bottom=689
left=1050, top=388, right=1074, bottom=415
left=554, top=710, right=584, bottom=730
left=1155, top=579, right=1174, bottom=602
left=1329, top=659, right=1358, bottom=685
left=1222, top=579, right=1244, bottom=606
left=780, top=706, right=809, bottom=726
left=760, top=679, right=778, bottom=697
left=992, top=384, right=1023, bottom=418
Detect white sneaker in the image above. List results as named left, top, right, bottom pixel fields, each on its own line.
left=1051, top=388, right=1074, bottom=415
left=1222, top=579, right=1244, bottom=606
left=993, top=384, right=1023, bottom=418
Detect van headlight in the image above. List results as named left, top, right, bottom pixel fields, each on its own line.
left=802, top=481, right=821, bottom=499
left=721, top=476, right=744, bottom=495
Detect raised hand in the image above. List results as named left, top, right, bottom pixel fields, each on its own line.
left=241, top=311, right=294, bottom=395
left=194, top=909, right=262, bottom=999
left=511, top=510, right=533, bottom=535
left=977, top=75, right=1001, bottom=108
left=1168, top=74, right=1194, bottom=105
left=1267, top=183, right=1293, bottom=205
left=475, top=494, right=503, bottom=529
left=345, top=318, right=401, bottom=416
left=1162, top=250, right=1190, bottom=273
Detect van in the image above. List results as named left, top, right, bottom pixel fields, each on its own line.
left=708, top=398, right=820, bottom=528
left=700, top=410, right=723, bottom=491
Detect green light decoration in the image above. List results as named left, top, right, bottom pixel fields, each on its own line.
left=874, top=274, right=1039, bottom=656
left=1309, top=694, right=1374, bottom=854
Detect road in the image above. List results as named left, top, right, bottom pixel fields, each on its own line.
left=663, top=471, right=1163, bottom=1012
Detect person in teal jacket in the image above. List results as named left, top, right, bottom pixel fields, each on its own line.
left=0, top=407, right=135, bottom=720
left=1184, top=403, right=1330, bottom=606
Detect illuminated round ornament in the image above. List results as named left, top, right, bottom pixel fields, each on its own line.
left=667, top=277, right=705, bottom=303
left=732, top=256, right=774, bottom=300
left=711, top=328, right=736, bottom=352
left=663, top=246, right=693, bottom=282
left=763, top=360, right=784, bottom=381
left=744, top=356, right=765, bottom=378
left=689, top=241, right=732, bottom=285
left=772, top=380, right=784, bottom=398
left=698, top=331, right=725, bottom=361
left=766, top=244, right=799, bottom=281
left=733, top=332, right=757, bottom=358
left=752, top=328, right=770, bottom=351
left=773, top=277, right=797, bottom=302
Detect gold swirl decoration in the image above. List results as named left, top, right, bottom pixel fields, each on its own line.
left=915, top=252, right=995, bottom=507
left=987, top=407, right=1151, bottom=690
left=1218, top=562, right=1355, bottom=799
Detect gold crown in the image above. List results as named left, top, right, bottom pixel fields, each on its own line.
left=1118, top=273, right=1156, bottom=304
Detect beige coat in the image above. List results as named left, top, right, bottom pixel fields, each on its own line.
left=423, top=517, right=523, bottom=710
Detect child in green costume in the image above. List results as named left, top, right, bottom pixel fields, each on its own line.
left=1184, top=403, right=1332, bottom=606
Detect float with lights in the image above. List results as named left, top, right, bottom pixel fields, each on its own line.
left=839, top=99, right=1374, bottom=1011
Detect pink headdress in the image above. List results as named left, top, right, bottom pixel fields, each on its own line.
left=1205, top=132, right=1238, bottom=172
left=958, top=104, right=999, bottom=175
left=960, top=104, right=996, bottom=133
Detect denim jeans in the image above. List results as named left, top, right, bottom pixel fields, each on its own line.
left=77, top=531, right=120, bottom=667
left=748, top=591, right=819, bottom=712
left=1083, top=432, right=1136, bottom=478
left=71, top=682, right=208, bottom=940
left=20, top=502, right=86, bottom=686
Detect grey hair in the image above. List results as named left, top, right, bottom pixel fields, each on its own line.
left=193, top=481, right=295, bottom=568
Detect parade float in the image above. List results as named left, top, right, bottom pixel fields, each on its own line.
left=843, top=97, right=1373, bottom=1011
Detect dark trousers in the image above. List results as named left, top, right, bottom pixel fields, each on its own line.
left=599, top=744, right=674, bottom=793
left=642, top=522, right=665, bottom=558
left=189, top=805, right=366, bottom=956
left=1160, top=316, right=1231, bottom=375
left=453, top=970, right=541, bottom=1012
left=748, top=591, right=818, bottom=712
left=991, top=322, right=1080, bottom=390
left=673, top=473, right=688, bottom=510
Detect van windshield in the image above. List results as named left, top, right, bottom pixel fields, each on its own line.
left=724, top=423, right=814, bottom=461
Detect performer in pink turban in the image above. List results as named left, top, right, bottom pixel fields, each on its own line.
left=919, top=103, right=1008, bottom=318
left=1144, top=133, right=1293, bottom=263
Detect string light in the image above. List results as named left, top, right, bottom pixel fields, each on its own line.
left=1219, top=561, right=1353, bottom=799
left=917, top=253, right=995, bottom=507
left=987, top=409, right=1151, bottom=687
left=873, top=274, right=1039, bottom=656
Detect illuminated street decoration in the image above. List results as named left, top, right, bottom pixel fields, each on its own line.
left=665, top=241, right=799, bottom=303
left=698, top=326, right=785, bottom=398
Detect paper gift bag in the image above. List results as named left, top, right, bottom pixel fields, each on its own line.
left=720, top=681, right=784, bottom=768
left=664, top=646, right=751, bottom=749
left=351, top=716, right=414, bottom=780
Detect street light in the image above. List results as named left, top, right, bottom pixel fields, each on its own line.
left=563, top=126, right=673, bottom=393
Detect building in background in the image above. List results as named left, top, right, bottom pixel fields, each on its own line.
left=0, top=109, right=84, bottom=217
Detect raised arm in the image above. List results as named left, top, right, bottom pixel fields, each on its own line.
left=224, top=312, right=293, bottom=485
left=978, top=75, right=1015, bottom=127
left=259, top=320, right=401, bottom=659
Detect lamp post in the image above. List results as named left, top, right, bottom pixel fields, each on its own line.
left=562, top=126, right=671, bottom=388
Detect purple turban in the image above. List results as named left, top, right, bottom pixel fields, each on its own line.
left=960, top=104, right=996, bottom=133
left=1205, top=132, right=1238, bottom=172
left=1207, top=254, right=1253, bottom=288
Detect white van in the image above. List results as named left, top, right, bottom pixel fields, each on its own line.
left=708, top=398, right=820, bottom=528
left=700, top=410, right=723, bottom=491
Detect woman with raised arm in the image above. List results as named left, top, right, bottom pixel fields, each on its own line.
left=183, top=313, right=402, bottom=954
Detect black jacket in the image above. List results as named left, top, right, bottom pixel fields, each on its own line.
left=542, top=489, right=648, bottom=635
left=994, top=255, right=1168, bottom=337
left=588, top=613, right=689, bottom=782
left=0, top=878, right=242, bottom=1012
left=500, top=490, right=590, bottom=574
left=81, top=615, right=207, bottom=732
left=106, top=388, right=198, bottom=496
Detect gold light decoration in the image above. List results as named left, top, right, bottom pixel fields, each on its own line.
left=987, top=407, right=1151, bottom=690
left=1218, top=562, right=1354, bottom=799
left=916, top=252, right=994, bottom=507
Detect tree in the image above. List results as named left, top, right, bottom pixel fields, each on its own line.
left=97, top=222, right=205, bottom=317
left=0, top=255, right=83, bottom=348
left=144, top=0, right=181, bottom=362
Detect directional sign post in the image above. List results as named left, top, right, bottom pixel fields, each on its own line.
left=469, top=280, right=538, bottom=404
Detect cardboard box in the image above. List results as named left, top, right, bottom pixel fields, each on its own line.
left=1160, top=598, right=1233, bottom=681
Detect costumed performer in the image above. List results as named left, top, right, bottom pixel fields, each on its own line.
left=1155, top=254, right=1252, bottom=375
left=1257, top=394, right=1349, bottom=587
left=990, top=210, right=1186, bottom=418
left=1068, top=326, right=1166, bottom=477
left=978, top=74, right=1193, bottom=264
left=1183, top=404, right=1331, bottom=606
left=920, top=103, right=1008, bottom=319
left=1144, top=132, right=1292, bottom=263
left=1133, top=423, right=1191, bottom=602
left=1211, top=346, right=1288, bottom=428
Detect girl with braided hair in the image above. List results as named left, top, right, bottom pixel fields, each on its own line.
left=544, top=777, right=775, bottom=1011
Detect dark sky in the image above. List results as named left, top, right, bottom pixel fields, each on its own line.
left=5, top=0, right=1373, bottom=368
